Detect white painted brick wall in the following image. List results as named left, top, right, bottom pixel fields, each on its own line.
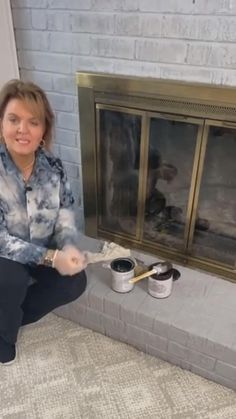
left=50, top=33, right=90, bottom=55
left=15, top=30, right=50, bottom=51
left=91, top=36, right=135, bottom=59
left=135, top=39, right=188, bottom=63
left=10, top=0, right=236, bottom=230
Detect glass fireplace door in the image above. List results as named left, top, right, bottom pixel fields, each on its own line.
left=189, top=121, right=236, bottom=267
left=97, top=105, right=142, bottom=238
left=97, top=105, right=205, bottom=250
left=143, top=114, right=203, bottom=251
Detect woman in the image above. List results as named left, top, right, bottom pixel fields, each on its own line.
left=0, top=79, right=87, bottom=365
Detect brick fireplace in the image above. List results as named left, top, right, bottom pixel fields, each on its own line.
left=12, top=0, right=236, bottom=239
left=78, top=71, right=236, bottom=282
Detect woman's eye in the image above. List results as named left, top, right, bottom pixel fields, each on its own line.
left=31, top=120, right=39, bottom=126
left=9, top=118, right=17, bottom=123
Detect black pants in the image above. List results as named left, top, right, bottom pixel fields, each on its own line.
left=0, top=257, right=87, bottom=345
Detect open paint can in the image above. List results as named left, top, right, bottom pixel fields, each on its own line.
left=148, top=264, right=180, bottom=299
left=110, top=257, right=135, bottom=293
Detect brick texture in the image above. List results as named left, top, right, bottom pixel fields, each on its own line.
left=10, top=0, right=236, bottom=231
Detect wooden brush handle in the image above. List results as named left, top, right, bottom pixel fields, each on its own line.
left=129, top=268, right=157, bottom=284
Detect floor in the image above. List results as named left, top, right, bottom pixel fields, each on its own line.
left=1, top=313, right=236, bottom=419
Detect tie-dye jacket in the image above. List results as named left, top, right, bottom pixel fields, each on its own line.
left=0, top=144, right=79, bottom=266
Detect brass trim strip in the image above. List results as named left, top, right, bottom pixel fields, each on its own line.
left=98, top=229, right=236, bottom=282
left=147, top=111, right=202, bottom=125
left=185, top=123, right=206, bottom=250
left=94, top=94, right=236, bottom=123
left=76, top=72, right=236, bottom=107
left=78, top=86, right=98, bottom=237
left=206, top=119, right=236, bottom=129
left=96, top=106, right=102, bottom=229
left=96, top=103, right=144, bottom=117
left=98, top=227, right=139, bottom=242
left=186, top=123, right=209, bottom=251
left=136, top=113, right=149, bottom=240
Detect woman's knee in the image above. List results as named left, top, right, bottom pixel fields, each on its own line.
left=64, top=270, right=87, bottom=303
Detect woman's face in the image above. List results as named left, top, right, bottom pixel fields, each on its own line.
left=1, top=98, right=45, bottom=158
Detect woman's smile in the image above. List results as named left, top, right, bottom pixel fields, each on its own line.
left=16, top=138, right=31, bottom=145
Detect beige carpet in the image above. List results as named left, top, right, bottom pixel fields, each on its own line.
left=1, top=314, right=236, bottom=419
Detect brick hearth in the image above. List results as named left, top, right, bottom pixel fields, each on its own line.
left=55, top=235, right=236, bottom=391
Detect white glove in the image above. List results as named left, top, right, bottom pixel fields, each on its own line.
left=53, top=249, right=86, bottom=276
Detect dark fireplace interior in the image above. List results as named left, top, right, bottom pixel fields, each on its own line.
left=77, top=72, right=236, bottom=281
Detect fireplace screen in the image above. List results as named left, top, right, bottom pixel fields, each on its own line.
left=98, top=108, right=141, bottom=237
left=192, top=125, right=236, bottom=266
left=143, top=116, right=198, bottom=250
left=78, top=72, right=236, bottom=281
left=98, top=108, right=200, bottom=248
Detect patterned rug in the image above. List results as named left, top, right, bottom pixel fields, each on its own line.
left=1, top=314, right=236, bottom=419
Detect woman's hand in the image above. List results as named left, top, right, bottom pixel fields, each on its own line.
left=62, top=245, right=87, bottom=268
left=53, top=247, right=87, bottom=276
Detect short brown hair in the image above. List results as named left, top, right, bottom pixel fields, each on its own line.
left=0, top=79, right=54, bottom=149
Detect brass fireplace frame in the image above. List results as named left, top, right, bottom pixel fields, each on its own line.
left=77, top=72, right=236, bottom=282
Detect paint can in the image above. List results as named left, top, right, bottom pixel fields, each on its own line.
left=110, top=257, right=135, bottom=293
left=148, top=266, right=180, bottom=298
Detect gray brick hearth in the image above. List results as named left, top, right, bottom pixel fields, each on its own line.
left=55, top=236, right=236, bottom=391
